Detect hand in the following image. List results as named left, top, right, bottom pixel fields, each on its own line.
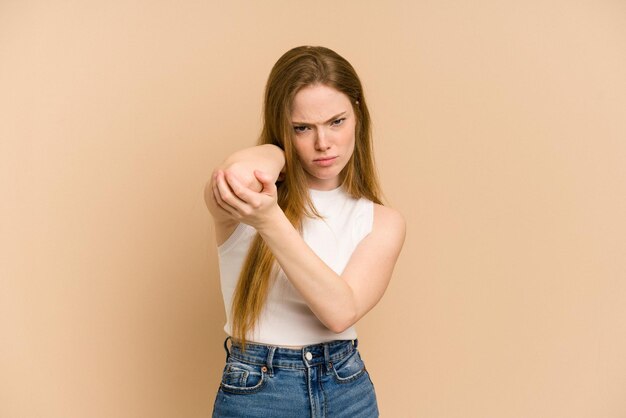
left=206, top=162, right=266, bottom=223
left=214, top=161, right=264, bottom=193
left=212, top=169, right=282, bottom=230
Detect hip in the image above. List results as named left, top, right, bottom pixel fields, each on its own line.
left=212, top=337, right=379, bottom=418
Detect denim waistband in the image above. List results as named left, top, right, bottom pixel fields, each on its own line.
left=223, top=337, right=359, bottom=372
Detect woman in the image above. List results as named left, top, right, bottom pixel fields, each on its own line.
left=206, top=46, right=405, bottom=418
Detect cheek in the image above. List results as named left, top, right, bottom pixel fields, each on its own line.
left=344, top=132, right=356, bottom=154
left=343, top=123, right=357, bottom=149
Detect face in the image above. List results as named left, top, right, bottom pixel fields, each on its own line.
left=290, top=84, right=357, bottom=190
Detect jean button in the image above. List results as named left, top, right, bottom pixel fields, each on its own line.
left=305, top=352, right=313, bottom=361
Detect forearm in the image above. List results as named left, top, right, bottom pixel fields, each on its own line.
left=213, top=168, right=358, bottom=332
left=213, top=169, right=405, bottom=335
left=256, top=209, right=357, bottom=333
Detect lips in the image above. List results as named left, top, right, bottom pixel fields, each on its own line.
left=313, top=156, right=338, bottom=167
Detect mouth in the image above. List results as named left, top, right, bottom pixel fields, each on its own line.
left=313, top=156, right=337, bottom=162
left=313, top=156, right=338, bottom=167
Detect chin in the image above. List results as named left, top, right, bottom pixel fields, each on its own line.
left=316, top=171, right=341, bottom=181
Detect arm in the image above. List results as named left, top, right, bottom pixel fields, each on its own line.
left=213, top=170, right=406, bottom=333
left=204, top=144, right=285, bottom=245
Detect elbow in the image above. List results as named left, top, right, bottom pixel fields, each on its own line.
left=327, top=311, right=358, bottom=334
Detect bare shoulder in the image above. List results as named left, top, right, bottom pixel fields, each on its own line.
left=371, top=204, right=406, bottom=250
left=373, top=204, right=406, bottom=234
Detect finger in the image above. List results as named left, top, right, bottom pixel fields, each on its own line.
left=222, top=168, right=263, bottom=193
left=216, top=171, right=250, bottom=211
left=212, top=185, right=237, bottom=219
left=213, top=187, right=238, bottom=219
left=254, top=170, right=277, bottom=194
left=224, top=171, right=258, bottom=205
left=213, top=174, right=241, bottom=217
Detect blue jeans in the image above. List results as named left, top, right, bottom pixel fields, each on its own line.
left=212, top=337, right=379, bottom=417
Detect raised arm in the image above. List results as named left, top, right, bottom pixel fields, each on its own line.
left=204, top=144, right=285, bottom=245
left=213, top=170, right=406, bottom=334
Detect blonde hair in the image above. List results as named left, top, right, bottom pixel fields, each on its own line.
left=231, top=46, right=382, bottom=350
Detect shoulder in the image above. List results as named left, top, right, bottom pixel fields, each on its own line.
left=372, top=204, right=406, bottom=246
left=373, top=204, right=405, bottom=230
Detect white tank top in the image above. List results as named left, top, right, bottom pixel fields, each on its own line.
left=217, top=186, right=374, bottom=346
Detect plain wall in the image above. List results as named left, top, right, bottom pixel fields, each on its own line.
left=1, top=1, right=625, bottom=417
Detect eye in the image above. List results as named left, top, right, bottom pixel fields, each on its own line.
left=293, top=125, right=309, bottom=134
left=331, top=118, right=346, bottom=126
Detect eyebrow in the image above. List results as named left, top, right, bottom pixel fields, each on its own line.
left=291, top=111, right=347, bottom=126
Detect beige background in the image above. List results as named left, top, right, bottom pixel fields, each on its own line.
left=1, top=1, right=625, bottom=417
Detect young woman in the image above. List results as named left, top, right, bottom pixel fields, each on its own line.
left=206, top=46, right=405, bottom=418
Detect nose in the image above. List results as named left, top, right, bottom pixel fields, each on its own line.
left=315, top=128, right=331, bottom=151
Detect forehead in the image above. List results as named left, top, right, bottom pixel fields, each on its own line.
left=290, top=84, right=352, bottom=123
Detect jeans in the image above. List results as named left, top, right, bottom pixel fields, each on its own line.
left=212, top=337, right=379, bottom=417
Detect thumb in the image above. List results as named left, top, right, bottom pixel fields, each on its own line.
left=254, top=170, right=277, bottom=194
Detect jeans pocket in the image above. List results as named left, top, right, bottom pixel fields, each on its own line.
left=220, top=359, right=267, bottom=394
left=331, top=349, right=366, bottom=383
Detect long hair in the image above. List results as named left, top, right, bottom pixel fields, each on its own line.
left=230, top=46, right=383, bottom=350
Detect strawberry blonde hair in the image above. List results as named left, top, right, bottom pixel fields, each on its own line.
left=231, top=46, right=382, bottom=350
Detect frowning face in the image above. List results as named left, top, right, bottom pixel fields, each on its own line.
left=290, top=84, right=356, bottom=191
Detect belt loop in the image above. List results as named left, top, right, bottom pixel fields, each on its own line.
left=353, top=338, right=359, bottom=349
left=323, top=342, right=332, bottom=373
left=265, top=346, right=276, bottom=377
left=223, top=336, right=232, bottom=361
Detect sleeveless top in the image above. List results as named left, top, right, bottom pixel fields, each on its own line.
left=217, top=186, right=374, bottom=346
